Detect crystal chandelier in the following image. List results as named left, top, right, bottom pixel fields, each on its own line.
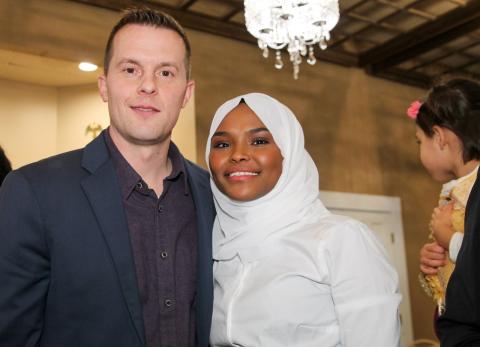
left=244, top=0, right=340, bottom=79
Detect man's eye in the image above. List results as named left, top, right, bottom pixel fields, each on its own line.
left=124, top=67, right=135, bottom=74
left=161, top=70, right=173, bottom=77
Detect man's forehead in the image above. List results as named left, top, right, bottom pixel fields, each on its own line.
left=112, top=25, right=186, bottom=56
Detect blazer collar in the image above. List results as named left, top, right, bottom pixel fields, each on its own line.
left=81, top=132, right=146, bottom=347
left=81, top=131, right=111, bottom=174
left=184, top=160, right=214, bottom=346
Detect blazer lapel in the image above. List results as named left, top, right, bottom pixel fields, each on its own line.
left=80, top=135, right=146, bottom=347
left=185, top=160, right=214, bottom=347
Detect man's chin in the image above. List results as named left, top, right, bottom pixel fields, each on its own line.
left=109, top=126, right=172, bottom=147
left=126, top=132, right=172, bottom=146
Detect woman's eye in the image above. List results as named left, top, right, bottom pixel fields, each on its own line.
left=252, top=138, right=269, bottom=145
left=415, top=139, right=421, bottom=145
left=212, top=142, right=229, bottom=149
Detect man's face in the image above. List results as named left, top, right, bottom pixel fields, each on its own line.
left=98, top=24, right=194, bottom=146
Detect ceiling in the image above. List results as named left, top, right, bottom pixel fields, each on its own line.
left=66, top=0, right=480, bottom=88
left=0, top=49, right=100, bottom=87
left=0, top=0, right=478, bottom=88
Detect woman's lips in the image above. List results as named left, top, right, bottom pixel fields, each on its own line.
left=225, top=171, right=259, bottom=181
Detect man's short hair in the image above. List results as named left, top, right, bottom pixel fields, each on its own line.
left=103, top=8, right=192, bottom=79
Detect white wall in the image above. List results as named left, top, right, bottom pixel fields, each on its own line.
left=0, top=79, right=197, bottom=169
left=57, top=84, right=109, bottom=153
left=57, top=83, right=197, bottom=161
left=0, top=79, right=57, bottom=169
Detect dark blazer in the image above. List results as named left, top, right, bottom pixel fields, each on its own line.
left=0, top=134, right=214, bottom=347
left=437, top=168, right=480, bottom=346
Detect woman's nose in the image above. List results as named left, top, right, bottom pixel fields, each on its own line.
left=230, top=144, right=250, bottom=162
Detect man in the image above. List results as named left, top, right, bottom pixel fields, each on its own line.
left=0, top=9, right=214, bottom=347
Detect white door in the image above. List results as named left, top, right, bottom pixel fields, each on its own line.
left=320, top=190, right=414, bottom=347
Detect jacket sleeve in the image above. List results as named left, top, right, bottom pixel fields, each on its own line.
left=327, top=221, right=401, bottom=347
left=437, top=176, right=480, bottom=347
left=0, top=171, right=50, bottom=347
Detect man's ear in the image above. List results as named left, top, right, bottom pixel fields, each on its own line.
left=98, top=75, right=108, bottom=102
left=432, top=125, right=446, bottom=150
left=181, top=80, right=195, bottom=109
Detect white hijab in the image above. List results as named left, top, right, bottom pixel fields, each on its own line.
left=206, top=93, right=329, bottom=261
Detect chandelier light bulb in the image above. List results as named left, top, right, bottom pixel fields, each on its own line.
left=244, top=0, right=339, bottom=79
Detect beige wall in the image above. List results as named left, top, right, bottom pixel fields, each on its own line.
left=1, top=80, right=197, bottom=168
left=190, top=31, right=440, bottom=341
left=57, top=83, right=197, bottom=161
left=172, top=92, right=197, bottom=162
left=57, top=84, right=109, bottom=153
left=0, top=79, right=57, bottom=169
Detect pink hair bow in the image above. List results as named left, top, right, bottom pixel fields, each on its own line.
left=406, top=100, right=422, bottom=119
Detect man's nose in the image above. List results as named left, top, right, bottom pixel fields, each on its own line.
left=138, top=74, right=157, bottom=95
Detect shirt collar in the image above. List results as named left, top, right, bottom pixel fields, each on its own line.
left=104, top=128, right=190, bottom=198
left=166, top=141, right=190, bottom=195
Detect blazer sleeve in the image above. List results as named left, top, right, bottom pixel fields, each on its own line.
left=0, top=171, right=50, bottom=347
left=437, top=176, right=480, bottom=347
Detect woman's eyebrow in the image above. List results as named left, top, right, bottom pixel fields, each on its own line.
left=249, top=127, right=270, bottom=134
left=212, top=131, right=229, bottom=138
left=212, top=128, right=269, bottom=138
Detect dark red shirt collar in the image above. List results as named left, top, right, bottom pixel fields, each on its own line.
left=103, top=128, right=189, bottom=199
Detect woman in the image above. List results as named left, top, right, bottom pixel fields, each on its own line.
left=206, top=93, right=401, bottom=346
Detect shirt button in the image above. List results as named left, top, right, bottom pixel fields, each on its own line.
left=136, top=182, right=143, bottom=189
left=158, top=205, right=164, bottom=213
left=161, top=251, right=168, bottom=259
left=164, top=299, right=173, bottom=307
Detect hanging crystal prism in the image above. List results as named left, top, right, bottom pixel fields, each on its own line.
left=274, top=51, right=284, bottom=69
left=307, top=46, right=316, bottom=65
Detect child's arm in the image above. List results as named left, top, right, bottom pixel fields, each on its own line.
left=430, top=202, right=455, bottom=249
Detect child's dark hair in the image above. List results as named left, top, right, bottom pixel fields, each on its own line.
left=417, top=78, right=480, bottom=162
left=0, top=146, right=11, bottom=187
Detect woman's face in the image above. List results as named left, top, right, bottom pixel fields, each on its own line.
left=209, top=103, right=283, bottom=202
left=415, top=125, right=455, bottom=182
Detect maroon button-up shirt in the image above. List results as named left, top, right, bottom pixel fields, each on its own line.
left=104, top=130, right=198, bottom=347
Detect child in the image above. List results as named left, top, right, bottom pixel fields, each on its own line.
left=410, top=78, right=480, bottom=346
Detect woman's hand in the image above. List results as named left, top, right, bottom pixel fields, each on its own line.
left=420, top=242, right=447, bottom=275
left=430, top=202, right=455, bottom=249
